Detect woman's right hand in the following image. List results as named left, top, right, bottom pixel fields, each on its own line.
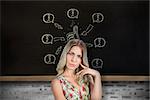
left=76, top=63, right=101, bottom=79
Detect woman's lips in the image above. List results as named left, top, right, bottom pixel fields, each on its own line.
left=69, top=64, right=76, bottom=67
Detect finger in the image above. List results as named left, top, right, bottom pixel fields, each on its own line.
left=80, top=71, right=88, bottom=77
left=76, top=68, right=87, bottom=78
left=80, top=63, right=87, bottom=69
left=76, top=69, right=84, bottom=76
left=89, top=75, right=94, bottom=84
left=80, top=68, right=89, bottom=77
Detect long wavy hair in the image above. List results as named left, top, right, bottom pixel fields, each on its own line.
left=56, top=39, right=91, bottom=83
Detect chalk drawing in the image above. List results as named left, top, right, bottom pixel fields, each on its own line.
left=92, top=13, right=104, bottom=23
left=54, top=37, right=65, bottom=42
left=67, top=8, right=79, bottom=19
left=55, top=46, right=63, bottom=55
left=91, top=58, right=103, bottom=69
left=54, top=22, right=63, bottom=30
left=81, top=24, right=94, bottom=36
left=85, top=42, right=93, bottom=48
left=44, top=54, right=56, bottom=64
left=94, top=37, right=106, bottom=48
left=41, top=34, right=53, bottom=44
left=73, top=25, right=80, bottom=39
left=43, top=13, right=55, bottom=23
left=66, top=32, right=75, bottom=41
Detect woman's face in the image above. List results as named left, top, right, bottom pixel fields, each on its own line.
left=66, top=46, right=82, bottom=71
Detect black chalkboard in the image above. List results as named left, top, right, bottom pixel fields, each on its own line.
left=1, top=1, right=149, bottom=76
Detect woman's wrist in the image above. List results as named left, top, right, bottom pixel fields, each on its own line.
left=93, top=70, right=100, bottom=78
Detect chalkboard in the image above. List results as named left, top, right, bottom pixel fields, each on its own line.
left=1, top=1, right=149, bottom=76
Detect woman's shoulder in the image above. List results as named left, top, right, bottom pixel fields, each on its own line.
left=51, top=77, right=59, bottom=86
left=51, top=74, right=63, bottom=84
left=51, top=75, right=65, bottom=98
left=51, top=75, right=60, bottom=83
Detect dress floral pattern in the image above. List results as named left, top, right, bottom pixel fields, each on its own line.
left=57, top=75, right=90, bottom=100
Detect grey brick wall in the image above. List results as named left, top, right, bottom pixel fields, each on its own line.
left=0, top=81, right=149, bottom=100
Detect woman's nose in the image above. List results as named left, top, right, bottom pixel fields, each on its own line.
left=71, top=56, right=77, bottom=62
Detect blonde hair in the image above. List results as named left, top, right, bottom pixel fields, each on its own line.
left=56, top=39, right=89, bottom=75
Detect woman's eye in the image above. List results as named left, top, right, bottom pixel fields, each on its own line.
left=68, top=52, right=74, bottom=56
left=68, top=52, right=82, bottom=58
left=77, top=55, right=82, bottom=58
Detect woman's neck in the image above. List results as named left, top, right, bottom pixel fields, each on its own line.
left=63, top=68, right=75, bottom=78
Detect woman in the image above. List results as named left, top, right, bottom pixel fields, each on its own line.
left=51, top=39, right=102, bottom=100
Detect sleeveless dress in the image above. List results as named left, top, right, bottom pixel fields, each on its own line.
left=57, top=75, right=90, bottom=100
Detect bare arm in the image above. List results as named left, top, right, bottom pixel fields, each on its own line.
left=90, top=71, right=102, bottom=100
left=77, top=64, right=102, bottom=100
left=51, top=78, right=66, bottom=100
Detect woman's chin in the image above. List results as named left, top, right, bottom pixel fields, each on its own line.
left=67, top=66, right=78, bottom=70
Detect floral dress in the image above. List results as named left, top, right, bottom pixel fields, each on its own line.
left=57, top=75, right=90, bottom=100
